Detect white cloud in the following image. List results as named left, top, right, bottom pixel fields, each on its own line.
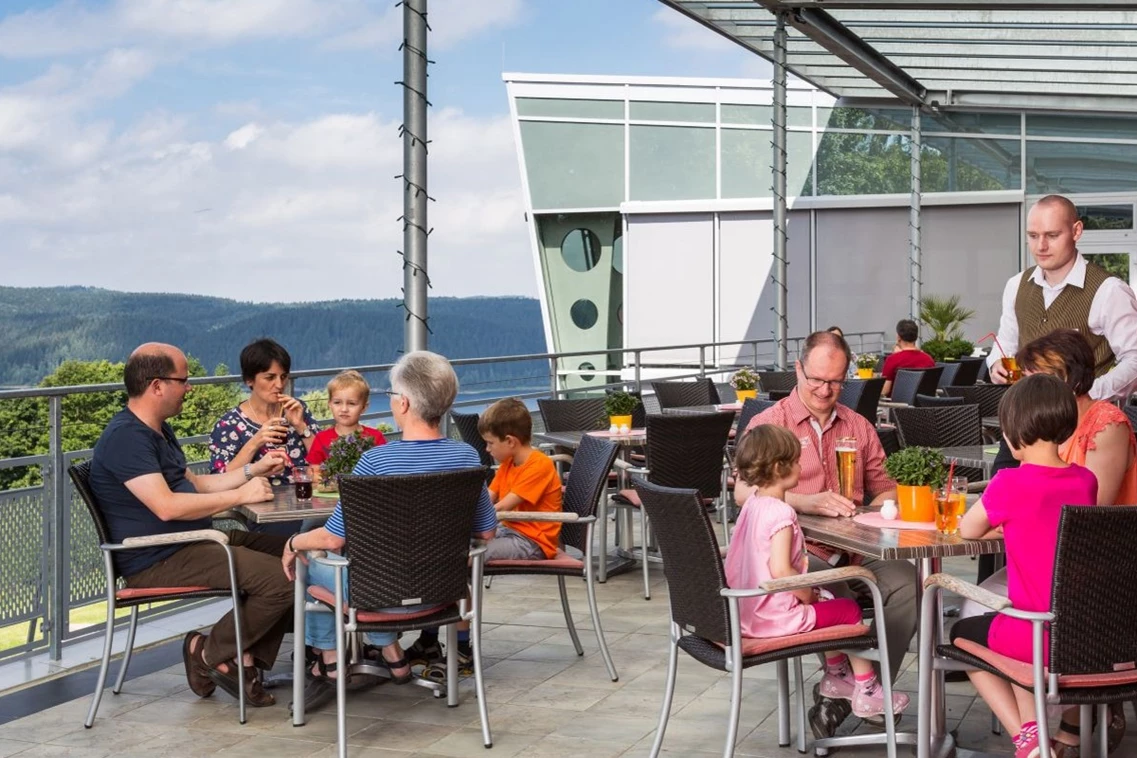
left=325, top=0, right=525, bottom=52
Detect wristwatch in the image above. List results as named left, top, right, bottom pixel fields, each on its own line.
left=302, top=427, right=313, bottom=439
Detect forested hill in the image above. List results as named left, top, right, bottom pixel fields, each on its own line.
left=0, top=287, right=546, bottom=389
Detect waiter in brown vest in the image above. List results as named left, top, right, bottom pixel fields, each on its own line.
left=988, top=194, right=1137, bottom=399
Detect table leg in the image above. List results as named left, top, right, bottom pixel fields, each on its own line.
left=292, top=559, right=307, bottom=727
left=917, top=557, right=951, bottom=756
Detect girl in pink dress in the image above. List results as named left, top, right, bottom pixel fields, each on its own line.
left=955, top=373, right=1097, bottom=758
left=725, top=424, right=909, bottom=719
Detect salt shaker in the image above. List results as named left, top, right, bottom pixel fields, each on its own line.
left=608, top=423, right=619, bottom=433
left=879, top=499, right=899, bottom=521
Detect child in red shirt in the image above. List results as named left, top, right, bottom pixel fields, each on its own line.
left=307, top=370, right=387, bottom=472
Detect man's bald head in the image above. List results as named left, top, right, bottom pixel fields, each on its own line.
left=1032, top=194, right=1080, bottom=226
left=124, top=343, right=185, bottom=397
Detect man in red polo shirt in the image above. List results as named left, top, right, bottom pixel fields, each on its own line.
left=741, top=330, right=914, bottom=738
left=881, top=318, right=936, bottom=397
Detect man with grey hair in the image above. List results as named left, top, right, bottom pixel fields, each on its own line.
left=282, top=351, right=497, bottom=706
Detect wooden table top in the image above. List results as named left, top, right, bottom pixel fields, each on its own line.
left=799, top=502, right=1004, bottom=562
left=535, top=429, right=647, bottom=448
left=661, top=404, right=737, bottom=416
left=938, top=445, right=998, bottom=470
left=233, top=485, right=338, bottom=524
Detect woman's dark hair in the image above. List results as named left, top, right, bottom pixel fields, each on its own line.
left=1015, top=328, right=1095, bottom=397
left=999, top=373, right=1078, bottom=450
left=240, top=338, right=291, bottom=382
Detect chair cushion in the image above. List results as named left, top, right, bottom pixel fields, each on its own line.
left=306, top=585, right=448, bottom=622
left=614, top=488, right=641, bottom=507
left=487, top=549, right=584, bottom=570
left=117, top=586, right=213, bottom=600
left=953, top=638, right=1137, bottom=688
left=719, top=624, right=870, bottom=656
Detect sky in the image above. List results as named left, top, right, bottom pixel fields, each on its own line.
left=0, top=0, right=770, bottom=302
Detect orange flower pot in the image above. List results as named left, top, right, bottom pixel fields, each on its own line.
left=897, top=484, right=935, bottom=522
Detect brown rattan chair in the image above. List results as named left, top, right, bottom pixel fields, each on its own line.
left=758, top=370, right=797, bottom=393
left=485, top=434, right=621, bottom=681
left=918, top=505, right=1137, bottom=758
left=613, top=412, right=734, bottom=599
left=935, top=362, right=961, bottom=389
left=69, top=460, right=250, bottom=727
left=943, top=384, right=1009, bottom=420
left=305, top=468, right=492, bottom=754
left=651, top=379, right=719, bottom=409
left=893, top=405, right=982, bottom=448
left=950, top=358, right=984, bottom=387
left=913, top=393, right=965, bottom=408
left=887, top=367, right=944, bottom=406
left=734, top=397, right=774, bottom=442
left=537, top=398, right=608, bottom=433
left=634, top=480, right=899, bottom=758
left=450, top=411, right=495, bottom=481
left=839, top=377, right=886, bottom=423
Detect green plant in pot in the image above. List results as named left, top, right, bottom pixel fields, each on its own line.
left=317, top=432, right=378, bottom=492
left=920, top=294, right=976, bottom=361
left=883, top=446, right=947, bottom=522
left=730, top=367, right=759, bottom=401
left=604, top=391, right=641, bottom=429
left=854, top=353, right=878, bottom=378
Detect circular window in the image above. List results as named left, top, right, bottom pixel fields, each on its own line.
left=570, top=299, right=599, bottom=330
left=561, top=229, right=601, bottom=272
left=612, top=235, right=624, bottom=274
left=578, top=362, right=596, bottom=382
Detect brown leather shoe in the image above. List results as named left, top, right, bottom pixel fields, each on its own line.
left=208, top=663, right=275, bottom=707
left=182, top=632, right=216, bottom=698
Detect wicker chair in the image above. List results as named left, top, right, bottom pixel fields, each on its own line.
left=758, top=370, right=797, bottom=393
left=919, top=506, right=1137, bottom=758
left=914, top=393, right=965, bottom=408
left=893, top=405, right=982, bottom=448
left=768, top=389, right=792, bottom=401
left=651, top=379, right=719, bottom=409
left=69, top=461, right=250, bottom=727
left=935, top=362, right=961, bottom=389
left=888, top=367, right=944, bottom=406
left=839, top=377, right=886, bottom=423
left=951, top=358, right=984, bottom=387
left=613, top=412, right=735, bottom=599
left=943, top=384, right=1009, bottom=420
left=634, top=480, right=899, bottom=758
left=734, top=398, right=774, bottom=441
left=485, top=434, right=621, bottom=681
left=537, top=398, right=607, bottom=433
left=716, top=382, right=737, bottom=404
left=450, top=411, right=495, bottom=481
left=305, top=468, right=493, bottom=754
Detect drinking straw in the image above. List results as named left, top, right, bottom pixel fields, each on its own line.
left=976, top=331, right=1008, bottom=359
left=946, top=459, right=956, bottom=489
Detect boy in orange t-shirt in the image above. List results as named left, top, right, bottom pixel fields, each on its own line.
left=478, top=398, right=563, bottom=560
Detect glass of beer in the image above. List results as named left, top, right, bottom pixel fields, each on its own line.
left=836, top=436, right=857, bottom=501
left=293, top=466, right=313, bottom=502
left=934, top=476, right=967, bottom=535
left=1000, top=356, right=1022, bottom=383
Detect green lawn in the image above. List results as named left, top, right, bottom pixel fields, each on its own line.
left=0, top=601, right=171, bottom=656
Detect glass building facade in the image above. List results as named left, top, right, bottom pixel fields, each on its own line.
left=506, top=74, right=1137, bottom=389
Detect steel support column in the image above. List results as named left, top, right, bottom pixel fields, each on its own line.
left=772, top=12, right=789, bottom=370
left=401, top=0, right=430, bottom=352
left=47, top=396, right=65, bottom=660
left=909, top=105, right=922, bottom=321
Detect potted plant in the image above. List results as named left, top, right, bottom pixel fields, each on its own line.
left=854, top=353, right=878, bottom=379
left=604, top=391, right=640, bottom=429
left=317, top=433, right=378, bottom=493
left=883, top=446, right=947, bottom=522
left=730, top=367, right=760, bottom=402
left=920, top=295, right=976, bottom=362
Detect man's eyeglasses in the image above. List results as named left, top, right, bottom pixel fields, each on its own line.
left=800, top=369, right=845, bottom=392
left=151, top=376, right=191, bottom=386
left=385, top=390, right=402, bottom=398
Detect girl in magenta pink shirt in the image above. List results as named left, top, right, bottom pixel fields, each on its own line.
left=725, top=424, right=909, bottom=719
left=954, top=373, right=1097, bottom=758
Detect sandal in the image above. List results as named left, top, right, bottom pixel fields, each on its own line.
left=181, top=632, right=215, bottom=698
left=207, top=661, right=275, bottom=707
left=362, top=645, right=412, bottom=685
left=291, top=658, right=339, bottom=713
left=1054, top=705, right=1126, bottom=757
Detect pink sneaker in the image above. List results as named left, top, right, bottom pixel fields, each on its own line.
left=818, top=661, right=856, bottom=700
left=851, top=678, right=909, bottom=718
left=1013, top=726, right=1055, bottom=758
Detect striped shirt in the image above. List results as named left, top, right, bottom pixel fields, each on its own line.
left=323, top=438, right=496, bottom=538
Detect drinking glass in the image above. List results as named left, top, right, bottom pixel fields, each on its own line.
left=293, top=466, right=313, bottom=502
left=1000, top=356, right=1022, bottom=384
left=934, top=476, right=967, bottom=536
left=265, top=400, right=285, bottom=449
left=835, top=436, right=857, bottom=501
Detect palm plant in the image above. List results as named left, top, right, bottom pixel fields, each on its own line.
left=919, top=295, right=975, bottom=342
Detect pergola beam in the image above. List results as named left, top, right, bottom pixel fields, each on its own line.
left=772, top=1, right=1137, bottom=9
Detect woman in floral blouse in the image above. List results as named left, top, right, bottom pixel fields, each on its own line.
left=209, top=338, right=320, bottom=487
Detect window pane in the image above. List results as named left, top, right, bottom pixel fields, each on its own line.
left=722, top=129, right=812, bottom=198
left=1078, top=205, right=1134, bottom=231
left=1027, top=141, right=1137, bottom=194
left=787, top=106, right=812, bottom=127
left=722, top=104, right=771, bottom=125
left=1027, top=113, right=1137, bottom=140
left=516, top=98, right=624, bottom=120
left=818, top=107, right=910, bottom=131
left=520, top=121, right=624, bottom=208
left=629, top=101, right=715, bottom=123
left=921, top=112, right=1020, bottom=135
left=922, top=137, right=1022, bottom=192
left=816, top=133, right=910, bottom=195
left=630, top=125, right=715, bottom=200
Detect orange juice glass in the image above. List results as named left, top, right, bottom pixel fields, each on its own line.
left=934, top=477, right=967, bottom=535
left=1000, top=356, right=1022, bottom=383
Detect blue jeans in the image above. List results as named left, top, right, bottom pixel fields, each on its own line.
left=305, top=553, right=397, bottom=650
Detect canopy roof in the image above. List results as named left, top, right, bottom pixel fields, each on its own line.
left=659, top=1, right=1137, bottom=113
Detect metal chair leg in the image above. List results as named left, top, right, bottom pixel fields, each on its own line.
left=446, top=624, right=459, bottom=707
left=557, top=576, right=584, bottom=656
left=1080, top=704, right=1091, bottom=756
left=1098, top=703, right=1109, bottom=758
left=333, top=568, right=347, bottom=758
left=641, top=509, right=651, bottom=600
left=794, top=657, right=807, bottom=754
left=112, top=607, right=139, bottom=695
left=776, top=659, right=791, bottom=747
left=724, top=644, right=744, bottom=758
left=649, top=626, right=680, bottom=758
left=86, top=570, right=117, bottom=729
left=469, top=558, right=493, bottom=748
left=584, top=558, right=618, bottom=681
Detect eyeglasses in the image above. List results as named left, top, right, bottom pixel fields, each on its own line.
left=385, top=390, right=403, bottom=399
left=801, top=369, right=845, bottom=392
left=151, top=376, right=191, bottom=386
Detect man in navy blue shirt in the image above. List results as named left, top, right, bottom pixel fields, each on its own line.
left=91, top=342, right=291, bottom=707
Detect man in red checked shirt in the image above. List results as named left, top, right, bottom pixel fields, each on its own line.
left=739, top=330, right=914, bottom=737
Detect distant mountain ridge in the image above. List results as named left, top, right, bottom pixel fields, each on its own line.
left=0, top=286, right=547, bottom=389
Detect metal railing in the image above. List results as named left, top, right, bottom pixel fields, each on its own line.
left=0, top=332, right=885, bottom=662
